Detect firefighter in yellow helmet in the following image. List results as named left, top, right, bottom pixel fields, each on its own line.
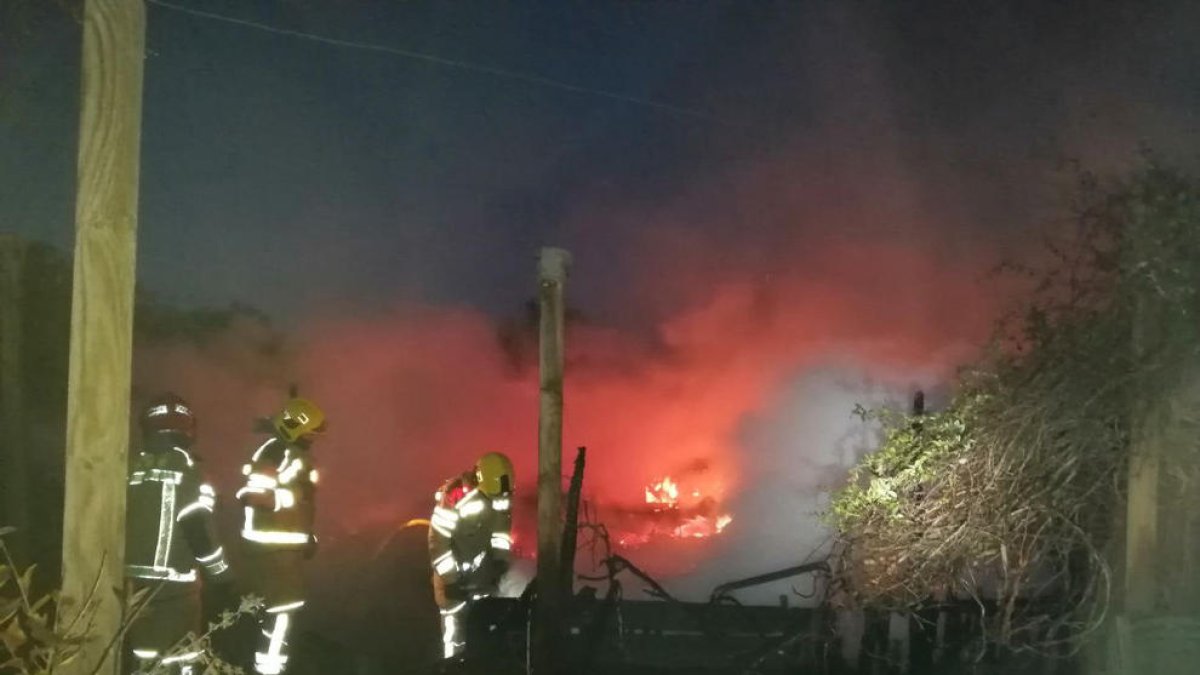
left=429, top=452, right=515, bottom=661
left=236, top=398, right=325, bottom=675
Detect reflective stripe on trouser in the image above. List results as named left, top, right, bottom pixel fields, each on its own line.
left=126, top=580, right=202, bottom=674
left=131, top=648, right=201, bottom=675
left=255, top=608, right=296, bottom=675
left=440, top=602, right=467, bottom=659
left=243, top=544, right=305, bottom=673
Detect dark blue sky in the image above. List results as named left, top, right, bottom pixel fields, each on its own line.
left=4, top=0, right=1198, bottom=328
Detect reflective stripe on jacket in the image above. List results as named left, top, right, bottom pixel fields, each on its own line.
left=428, top=473, right=513, bottom=580
left=237, top=437, right=317, bottom=548
left=125, top=443, right=228, bottom=582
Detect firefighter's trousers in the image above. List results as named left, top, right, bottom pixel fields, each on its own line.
left=243, top=543, right=307, bottom=674
left=125, top=579, right=203, bottom=675
left=433, top=573, right=498, bottom=660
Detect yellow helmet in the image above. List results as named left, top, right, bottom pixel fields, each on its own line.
left=475, top=452, right=514, bottom=497
left=272, top=398, right=326, bottom=443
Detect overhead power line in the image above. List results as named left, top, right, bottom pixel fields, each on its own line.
left=147, top=0, right=727, bottom=125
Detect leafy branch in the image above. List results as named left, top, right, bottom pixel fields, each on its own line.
left=1, top=527, right=261, bottom=674
left=828, top=161, right=1200, bottom=653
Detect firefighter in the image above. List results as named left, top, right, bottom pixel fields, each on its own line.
left=125, top=393, right=231, bottom=675
left=236, top=398, right=325, bottom=675
left=428, top=452, right=515, bottom=661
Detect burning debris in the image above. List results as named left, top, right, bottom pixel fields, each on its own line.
left=614, top=475, right=733, bottom=548
left=644, top=476, right=681, bottom=505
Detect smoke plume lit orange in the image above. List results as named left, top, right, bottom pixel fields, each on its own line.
left=134, top=235, right=1007, bottom=594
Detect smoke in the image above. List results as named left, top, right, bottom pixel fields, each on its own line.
left=133, top=229, right=1005, bottom=615
left=668, top=364, right=947, bottom=604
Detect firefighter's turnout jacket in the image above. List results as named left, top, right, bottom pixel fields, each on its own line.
left=428, top=473, right=513, bottom=658
left=238, top=436, right=317, bottom=550
left=124, top=441, right=229, bottom=674
left=236, top=436, right=318, bottom=675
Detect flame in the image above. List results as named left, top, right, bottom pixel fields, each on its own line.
left=617, top=475, right=733, bottom=546
left=645, top=476, right=680, bottom=504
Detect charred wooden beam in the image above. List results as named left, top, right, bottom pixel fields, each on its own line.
left=561, top=446, right=587, bottom=596
left=709, top=561, right=830, bottom=604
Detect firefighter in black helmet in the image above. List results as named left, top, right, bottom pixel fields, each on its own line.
left=236, top=398, right=324, bottom=675
left=429, top=452, right=515, bottom=661
left=124, top=393, right=230, bottom=675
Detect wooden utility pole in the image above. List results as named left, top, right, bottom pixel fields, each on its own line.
left=534, top=247, right=571, bottom=674
left=0, top=236, right=28, bottom=561
left=58, top=1, right=146, bottom=673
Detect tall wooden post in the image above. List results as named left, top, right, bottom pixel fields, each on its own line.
left=534, top=247, right=571, bottom=673
left=58, top=1, right=145, bottom=673
left=0, top=236, right=28, bottom=561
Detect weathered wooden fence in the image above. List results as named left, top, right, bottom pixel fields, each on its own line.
left=457, top=596, right=1085, bottom=675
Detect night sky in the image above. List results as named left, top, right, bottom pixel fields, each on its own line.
left=5, top=0, right=1197, bottom=327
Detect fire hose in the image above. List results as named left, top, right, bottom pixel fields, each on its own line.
left=370, top=518, right=429, bottom=560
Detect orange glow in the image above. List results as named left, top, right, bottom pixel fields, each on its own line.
left=135, top=236, right=1008, bottom=579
